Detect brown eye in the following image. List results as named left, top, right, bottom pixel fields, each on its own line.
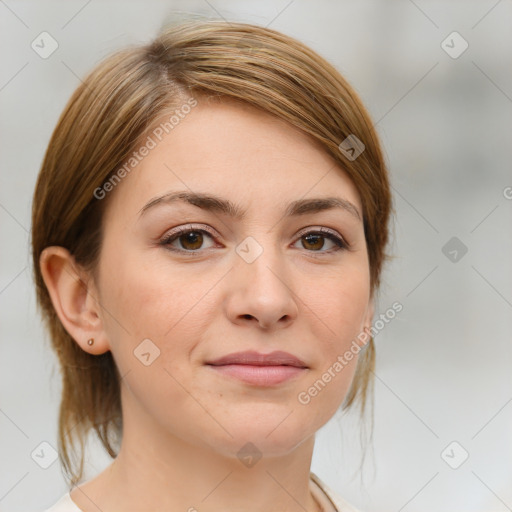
left=178, top=231, right=204, bottom=250
left=293, top=228, right=348, bottom=254
left=301, top=233, right=326, bottom=251
left=160, top=227, right=216, bottom=253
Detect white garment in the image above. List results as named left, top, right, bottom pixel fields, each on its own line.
left=43, top=472, right=362, bottom=511
left=310, top=472, right=363, bottom=511
left=42, top=491, right=80, bottom=512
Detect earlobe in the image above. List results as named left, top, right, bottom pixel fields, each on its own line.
left=39, top=246, right=110, bottom=354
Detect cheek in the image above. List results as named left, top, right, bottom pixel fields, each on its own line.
left=95, top=250, right=220, bottom=426
left=294, top=264, right=370, bottom=412
left=97, top=247, right=220, bottom=364
left=305, top=262, right=370, bottom=344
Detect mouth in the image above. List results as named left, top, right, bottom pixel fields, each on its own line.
left=205, top=350, right=309, bottom=386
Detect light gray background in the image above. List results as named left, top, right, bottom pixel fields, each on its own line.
left=1, top=1, right=511, bottom=511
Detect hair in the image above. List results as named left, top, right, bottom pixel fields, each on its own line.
left=31, top=18, right=394, bottom=487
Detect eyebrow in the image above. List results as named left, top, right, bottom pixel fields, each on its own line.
left=138, top=191, right=362, bottom=222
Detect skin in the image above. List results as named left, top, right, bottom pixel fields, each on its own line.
left=41, top=98, right=374, bottom=512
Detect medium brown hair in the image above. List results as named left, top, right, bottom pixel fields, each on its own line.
left=31, top=18, right=393, bottom=487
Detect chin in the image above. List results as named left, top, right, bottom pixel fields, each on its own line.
left=213, top=435, right=309, bottom=462
left=203, top=414, right=316, bottom=460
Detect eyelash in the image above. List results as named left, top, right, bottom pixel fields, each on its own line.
left=159, top=224, right=349, bottom=257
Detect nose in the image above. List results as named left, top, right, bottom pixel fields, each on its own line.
left=224, top=242, right=299, bottom=330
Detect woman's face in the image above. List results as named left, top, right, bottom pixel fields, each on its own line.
left=93, top=99, right=374, bottom=459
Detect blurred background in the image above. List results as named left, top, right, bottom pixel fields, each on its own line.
left=1, top=1, right=511, bottom=511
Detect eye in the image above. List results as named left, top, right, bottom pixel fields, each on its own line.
left=159, top=225, right=217, bottom=253
left=292, top=227, right=348, bottom=254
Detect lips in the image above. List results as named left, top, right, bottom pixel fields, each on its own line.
left=205, top=350, right=309, bottom=386
left=205, top=350, right=308, bottom=368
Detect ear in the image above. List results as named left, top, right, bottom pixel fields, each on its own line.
left=39, top=246, right=110, bottom=355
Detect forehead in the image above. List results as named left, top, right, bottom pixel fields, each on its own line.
left=103, top=99, right=362, bottom=220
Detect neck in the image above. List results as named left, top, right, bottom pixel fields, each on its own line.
left=71, top=391, right=321, bottom=512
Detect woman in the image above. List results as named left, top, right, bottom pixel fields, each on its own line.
left=33, top=18, right=393, bottom=512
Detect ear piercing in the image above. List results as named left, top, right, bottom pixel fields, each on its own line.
left=87, top=338, right=94, bottom=346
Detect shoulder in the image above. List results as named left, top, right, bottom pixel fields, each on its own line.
left=310, top=472, right=364, bottom=512
left=43, top=492, right=82, bottom=512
